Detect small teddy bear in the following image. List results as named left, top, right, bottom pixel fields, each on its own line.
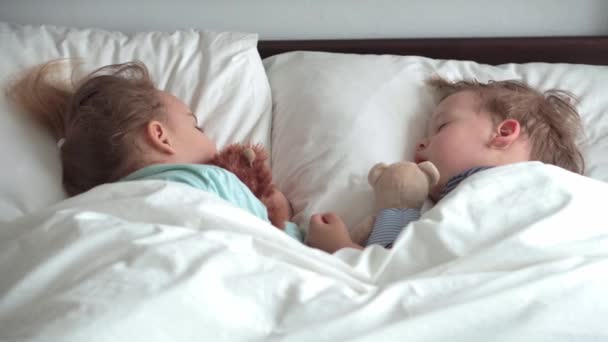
left=208, top=143, right=292, bottom=230
left=350, top=161, right=440, bottom=246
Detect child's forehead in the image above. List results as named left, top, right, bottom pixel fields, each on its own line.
left=159, top=91, right=194, bottom=118
left=433, top=91, right=483, bottom=115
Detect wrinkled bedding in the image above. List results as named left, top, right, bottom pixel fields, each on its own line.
left=1, top=162, right=607, bottom=341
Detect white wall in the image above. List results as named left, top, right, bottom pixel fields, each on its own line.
left=1, top=0, right=606, bottom=39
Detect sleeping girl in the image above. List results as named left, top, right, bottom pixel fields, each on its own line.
left=7, top=60, right=301, bottom=240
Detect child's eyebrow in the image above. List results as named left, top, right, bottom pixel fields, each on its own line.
left=430, top=111, right=444, bottom=125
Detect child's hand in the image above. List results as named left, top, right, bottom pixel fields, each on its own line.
left=307, top=212, right=362, bottom=253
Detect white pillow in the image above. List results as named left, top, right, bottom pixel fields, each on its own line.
left=0, top=22, right=272, bottom=222
left=264, top=51, right=607, bottom=232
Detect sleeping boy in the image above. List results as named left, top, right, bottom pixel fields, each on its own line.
left=306, top=77, right=585, bottom=253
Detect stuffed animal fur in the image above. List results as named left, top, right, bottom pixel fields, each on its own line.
left=350, top=161, right=440, bottom=245
left=208, top=143, right=291, bottom=229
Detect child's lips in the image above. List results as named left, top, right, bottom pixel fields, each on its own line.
left=414, top=154, right=427, bottom=164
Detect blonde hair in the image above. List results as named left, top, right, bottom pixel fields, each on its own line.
left=427, top=77, right=585, bottom=174
left=6, top=60, right=166, bottom=195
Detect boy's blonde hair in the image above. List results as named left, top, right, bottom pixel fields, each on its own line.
left=6, top=60, right=166, bottom=195
left=428, top=77, right=584, bottom=174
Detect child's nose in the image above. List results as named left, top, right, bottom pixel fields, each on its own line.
left=416, top=139, right=428, bottom=152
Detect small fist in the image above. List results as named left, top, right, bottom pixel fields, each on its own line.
left=307, top=212, right=361, bottom=253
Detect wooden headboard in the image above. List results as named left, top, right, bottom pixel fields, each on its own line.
left=258, top=36, right=608, bottom=65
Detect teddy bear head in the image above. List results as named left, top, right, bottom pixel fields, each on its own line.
left=208, top=143, right=291, bottom=229
left=368, top=161, right=440, bottom=209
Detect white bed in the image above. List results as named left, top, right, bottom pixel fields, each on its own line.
left=1, top=22, right=607, bottom=341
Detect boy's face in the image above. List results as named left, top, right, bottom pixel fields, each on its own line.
left=415, top=91, right=495, bottom=200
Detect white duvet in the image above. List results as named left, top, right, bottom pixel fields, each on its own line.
left=1, top=162, right=607, bottom=341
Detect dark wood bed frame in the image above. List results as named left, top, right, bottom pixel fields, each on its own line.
left=258, top=36, right=608, bottom=65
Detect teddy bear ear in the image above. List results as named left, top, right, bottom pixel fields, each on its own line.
left=368, top=163, right=388, bottom=186
left=418, top=161, right=440, bottom=186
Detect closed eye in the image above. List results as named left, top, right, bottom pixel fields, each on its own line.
left=436, top=122, right=448, bottom=133
left=188, top=112, right=205, bottom=133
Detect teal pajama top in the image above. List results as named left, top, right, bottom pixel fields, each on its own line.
left=122, top=164, right=302, bottom=241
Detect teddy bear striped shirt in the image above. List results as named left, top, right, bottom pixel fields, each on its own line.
left=365, top=166, right=491, bottom=247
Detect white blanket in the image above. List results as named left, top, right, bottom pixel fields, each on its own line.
left=1, top=162, right=607, bottom=341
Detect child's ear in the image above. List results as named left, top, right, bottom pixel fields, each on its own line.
left=490, top=119, right=521, bottom=149
left=146, top=120, right=176, bottom=155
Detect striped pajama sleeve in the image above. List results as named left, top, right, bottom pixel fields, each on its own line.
left=365, top=208, right=420, bottom=248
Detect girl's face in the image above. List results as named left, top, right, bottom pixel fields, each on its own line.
left=159, top=91, right=217, bottom=164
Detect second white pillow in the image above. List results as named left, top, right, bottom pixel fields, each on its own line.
left=264, top=51, right=522, bottom=231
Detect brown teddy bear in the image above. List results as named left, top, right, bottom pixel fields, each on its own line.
left=350, top=161, right=440, bottom=245
left=208, top=143, right=292, bottom=230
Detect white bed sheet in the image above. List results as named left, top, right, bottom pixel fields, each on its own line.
left=1, top=162, right=607, bottom=341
